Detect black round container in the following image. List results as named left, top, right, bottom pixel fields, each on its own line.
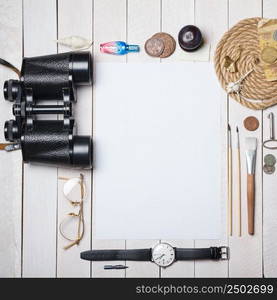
left=178, top=25, right=203, bottom=52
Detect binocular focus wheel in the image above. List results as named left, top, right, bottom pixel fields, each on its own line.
left=4, top=120, right=19, bottom=142
left=3, top=79, right=20, bottom=102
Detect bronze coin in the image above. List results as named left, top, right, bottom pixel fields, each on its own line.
left=261, top=47, right=277, bottom=64
left=144, top=38, right=165, bottom=57
left=273, top=30, right=277, bottom=41
left=152, top=32, right=176, bottom=58
left=264, top=154, right=276, bottom=167
left=263, top=164, right=275, bottom=175
left=243, top=116, right=259, bottom=131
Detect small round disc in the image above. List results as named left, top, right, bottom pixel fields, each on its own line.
left=144, top=38, right=165, bottom=57
left=261, top=47, right=277, bottom=64
left=243, top=116, right=259, bottom=131
left=263, top=164, right=275, bottom=174
left=264, top=154, right=276, bottom=166
left=152, top=32, right=176, bottom=58
left=273, top=30, right=277, bottom=41
left=178, top=25, right=203, bottom=52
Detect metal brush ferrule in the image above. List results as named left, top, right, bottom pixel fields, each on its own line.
left=246, top=150, right=256, bottom=174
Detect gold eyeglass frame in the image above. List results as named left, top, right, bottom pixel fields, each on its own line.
left=59, top=173, right=86, bottom=250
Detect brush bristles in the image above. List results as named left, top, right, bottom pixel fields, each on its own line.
left=245, top=137, right=257, bottom=150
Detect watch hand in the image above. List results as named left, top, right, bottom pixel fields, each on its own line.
left=157, top=254, right=165, bottom=260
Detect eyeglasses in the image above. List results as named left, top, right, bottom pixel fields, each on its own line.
left=59, top=174, right=86, bottom=250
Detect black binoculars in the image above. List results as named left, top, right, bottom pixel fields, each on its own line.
left=3, top=51, right=93, bottom=168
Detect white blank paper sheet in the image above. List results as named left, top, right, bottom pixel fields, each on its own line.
left=94, top=62, right=222, bottom=240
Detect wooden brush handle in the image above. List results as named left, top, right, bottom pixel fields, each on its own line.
left=0, top=143, right=10, bottom=150
left=247, top=174, right=255, bottom=235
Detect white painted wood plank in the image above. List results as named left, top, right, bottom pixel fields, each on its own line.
left=0, top=0, right=22, bottom=277
left=161, top=0, right=194, bottom=61
left=228, top=0, right=263, bottom=278
left=22, top=0, right=58, bottom=277
left=126, top=0, right=160, bottom=278
left=194, top=0, right=229, bottom=278
left=90, top=240, right=126, bottom=278
left=128, top=0, right=160, bottom=62
left=56, top=0, right=93, bottom=278
left=94, top=0, right=127, bottom=63
left=262, top=0, right=277, bottom=19
left=262, top=0, right=277, bottom=278
left=162, top=0, right=210, bottom=62
left=195, top=0, right=228, bottom=60
left=92, top=0, right=126, bottom=277
left=229, top=0, right=262, bottom=27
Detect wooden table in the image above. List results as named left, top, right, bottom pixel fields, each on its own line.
left=0, top=0, right=277, bottom=278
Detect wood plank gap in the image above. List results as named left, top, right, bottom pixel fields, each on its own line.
left=193, top=240, right=195, bottom=278
left=159, top=1, right=162, bottom=280
left=160, top=0, right=162, bottom=64
left=193, top=0, right=195, bottom=25
left=55, top=0, right=58, bottom=279
left=124, top=0, right=127, bottom=279
left=227, top=0, right=230, bottom=278
left=160, top=0, right=162, bottom=31
left=21, top=161, right=24, bottom=278
left=261, top=0, right=277, bottom=277
left=21, top=0, right=25, bottom=278
left=90, top=0, right=94, bottom=279
left=261, top=0, right=264, bottom=279
left=261, top=108, right=264, bottom=278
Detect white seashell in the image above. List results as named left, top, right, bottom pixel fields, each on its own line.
left=56, top=36, right=92, bottom=50
left=227, top=81, right=241, bottom=94
left=226, top=68, right=254, bottom=94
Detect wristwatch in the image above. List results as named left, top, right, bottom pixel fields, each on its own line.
left=80, top=243, right=229, bottom=268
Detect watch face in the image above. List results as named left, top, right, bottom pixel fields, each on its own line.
left=152, top=243, right=175, bottom=267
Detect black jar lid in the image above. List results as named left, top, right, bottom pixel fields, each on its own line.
left=178, top=25, right=203, bottom=52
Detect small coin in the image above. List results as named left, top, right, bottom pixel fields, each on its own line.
left=144, top=38, right=165, bottom=57
left=263, top=164, right=275, bottom=174
left=152, top=32, right=176, bottom=58
left=273, top=30, right=277, bottom=41
left=264, top=154, right=276, bottom=166
left=243, top=116, right=259, bottom=131
left=261, top=47, right=277, bottom=64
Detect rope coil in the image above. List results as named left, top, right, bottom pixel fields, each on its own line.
left=214, top=17, right=277, bottom=110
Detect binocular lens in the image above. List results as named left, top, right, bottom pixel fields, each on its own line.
left=4, top=120, right=19, bottom=142
left=72, top=136, right=93, bottom=168
left=70, top=52, right=92, bottom=85
left=3, top=80, right=20, bottom=101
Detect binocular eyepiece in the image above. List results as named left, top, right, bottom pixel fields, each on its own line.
left=3, top=51, right=93, bottom=169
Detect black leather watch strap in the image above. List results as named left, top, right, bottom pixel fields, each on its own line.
left=175, top=247, right=226, bottom=260
left=81, top=249, right=152, bottom=261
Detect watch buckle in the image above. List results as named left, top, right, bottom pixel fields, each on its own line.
left=219, top=246, right=229, bottom=260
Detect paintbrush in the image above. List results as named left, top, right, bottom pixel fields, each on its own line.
left=228, top=124, right=232, bottom=236
left=236, top=126, right=241, bottom=237
left=245, top=137, right=257, bottom=235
